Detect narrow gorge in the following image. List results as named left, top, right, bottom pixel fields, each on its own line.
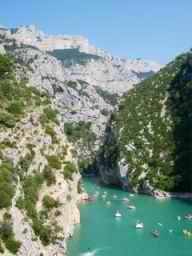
left=0, top=25, right=191, bottom=256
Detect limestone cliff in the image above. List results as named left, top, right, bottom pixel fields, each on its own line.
left=0, top=54, right=82, bottom=255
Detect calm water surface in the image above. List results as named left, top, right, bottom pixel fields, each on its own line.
left=68, top=179, right=192, bottom=256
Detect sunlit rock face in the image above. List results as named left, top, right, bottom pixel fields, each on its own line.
left=0, top=25, right=162, bottom=161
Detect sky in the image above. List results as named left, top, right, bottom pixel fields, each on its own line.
left=0, top=0, right=192, bottom=64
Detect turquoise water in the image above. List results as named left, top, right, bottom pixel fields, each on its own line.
left=68, top=179, right=192, bottom=256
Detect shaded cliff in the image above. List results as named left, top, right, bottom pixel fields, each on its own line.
left=97, top=51, right=192, bottom=193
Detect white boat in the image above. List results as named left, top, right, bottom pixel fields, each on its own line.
left=122, top=197, right=129, bottom=203
left=128, top=204, right=136, bottom=210
left=106, top=201, right=111, bottom=206
left=102, top=194, right=107, bottom=199
left=136, top=221, right=144, bottom=229
left=185, top=214, right=192, bottom=220
left=113, top=194, right=117, bottom=199
left=130, top=194, right=135, bottom=197
left=114, top=211, right=122, bottom=218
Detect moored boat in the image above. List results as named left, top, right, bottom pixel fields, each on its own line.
left=114, top=211, right=122, bottom=218
left=185, top=214, right=192, bottom=221
left=122, top=197, right=129, bottom=203
left=128, top=204, right=136, bottom=210
left=136, top=221, right=144, bottom=229
left=151, top=229, right=160, bottom=238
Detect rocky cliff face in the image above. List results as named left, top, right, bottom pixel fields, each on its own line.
left=0, top=25, right=161, bottom=163
left=97, top=51, right=192, bottom=194
left=0, top=54, right=83, bottom=255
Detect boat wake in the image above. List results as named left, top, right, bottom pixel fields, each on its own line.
left=80, top=247, right=110, bottom=256
left=80, top=249, right=98, bottom=256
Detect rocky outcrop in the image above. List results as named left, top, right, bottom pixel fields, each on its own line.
left=2, top=25, right=107, bottom=57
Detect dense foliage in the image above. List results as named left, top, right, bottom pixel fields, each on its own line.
left=49, top=48, right=101, bottom=66
left=64, top=121, right=96, bottom=146
left=0, top=214, right=21, bottom=254
left=95, top=86, right=118, bottom=106
left=0, top=54, right=48, bottom=128
left=99, top=52, right=192, bottom=192
left=0, top=161, right=15, bottom=209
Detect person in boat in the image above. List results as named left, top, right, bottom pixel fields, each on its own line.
left=151, top=229, right=160, bottom=237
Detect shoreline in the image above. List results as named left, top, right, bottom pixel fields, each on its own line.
left=83, top=176, right=192, bottom=201
left=153, top=190, right=192, bottom=200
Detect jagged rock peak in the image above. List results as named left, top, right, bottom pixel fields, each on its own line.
left=3, top=24, right=108, bottom=57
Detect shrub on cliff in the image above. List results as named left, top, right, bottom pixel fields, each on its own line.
left=63, top=162, right=77, bottom=180
left=46, top=155, right=62, bottom=170
left=0, top=161, right=15, bottom=209
left=43, top=195, right=60, bottom=210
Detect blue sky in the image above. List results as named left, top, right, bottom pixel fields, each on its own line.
left=1, top=0, right=192, bottom=63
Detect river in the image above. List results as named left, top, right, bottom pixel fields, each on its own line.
left=68, top=178, right=192, bottom=256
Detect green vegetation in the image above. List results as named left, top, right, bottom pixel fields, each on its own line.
left=0, top=139, right=16, bottom=149
left=48, top=48, right=101, bottom=66
left=0, top=54, right=50, bottom=129
left=43, top=166, right=56, bottom=186
left=99, top=52, right=192, bottom=192
left=0, top=54, right=12, bottom=78
left=0, top=161, right=15, bottom=209
left=45, top=125, right=58, bottom=144
left=64, top=121, right=96, bottom=145
left=95, top=86, right=118, bottom=105
left=40, top=107, right=58, bottom=126
left=46, top=155, right=62, bottom=170
left=0, top=214, right=21, bottom=254
left=43, top=195, right=60, bottom=210
left=63, top=162, right=77, bottom=180
left=17, top=174, right=57, bottom=245
left=16, top=152, right=34, bottom=179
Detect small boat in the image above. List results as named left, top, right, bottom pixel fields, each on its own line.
left=136, top=221, right=144, bottom=229
left=130, top=194, right=135, bottom=197
left=122, top=197, right=129, bottom=203
left=152, top=230, right=160, bottom=238
left=128, top=204, right=136, bottom=210
left=185, top=214, right=192, bottom=221
left=114, top=211, right=122, bottom=218
left=113, top=195, right=117, bottom=199
left=102, top=194, right=107, bottom=199
left=177, top=216, right=181, bottom=221
left=106, top=201, right=111, bottom=206
left=157, top=222, right=163, bottom=227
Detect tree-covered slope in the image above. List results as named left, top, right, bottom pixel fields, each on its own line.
left=98, top=51, right=192, bottom=193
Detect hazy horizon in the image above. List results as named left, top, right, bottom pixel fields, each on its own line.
left=1, top=0, right=192, bottom=64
